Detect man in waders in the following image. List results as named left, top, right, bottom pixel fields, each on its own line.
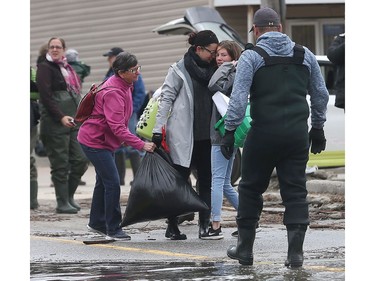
left=221, top=7, right=328, bottom=267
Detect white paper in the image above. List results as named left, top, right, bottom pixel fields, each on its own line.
left=212, top=91, right=230, bottom=116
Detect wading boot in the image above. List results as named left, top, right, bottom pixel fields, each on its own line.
left=30, top=180, right=39, bottom=209
left=284, top=224, right=307, bottom=268
left=68, top=179, right=81, bottom=211
left=165, top=217, right=187, bottom=240
left=227, top=225, right=256, bottom=265
left=55, top=182, right=77, bottom=214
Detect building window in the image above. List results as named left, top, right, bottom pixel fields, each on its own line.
left=287, top=19, right=344, bottom=55
left=291, top=24, right=317, bottom=54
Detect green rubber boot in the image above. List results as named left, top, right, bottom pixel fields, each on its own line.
left=54, top=182, right=77, bottom=214
left=68, top=178, right=81, bottom=211
left=30, top=180, right=39, bottom=209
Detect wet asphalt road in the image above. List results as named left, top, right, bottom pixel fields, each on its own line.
left=29, top=156, right=345, bottom=280
left=31, top=213, right=345, bottom=280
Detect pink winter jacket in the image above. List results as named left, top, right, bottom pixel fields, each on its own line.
left=77, top=75, right=145, bottom=152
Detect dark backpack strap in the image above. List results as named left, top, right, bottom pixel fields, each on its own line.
left=252, top=46, right=270, bottom=63
left=244, top=43, right=255, bottom=51
left=290, top=44, right=305, bottom=64
left=252, top=44, right=305, bottom=66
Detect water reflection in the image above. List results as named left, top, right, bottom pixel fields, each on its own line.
left=31, top=261, right=344, bottom=280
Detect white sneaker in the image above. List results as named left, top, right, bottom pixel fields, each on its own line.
left=200, top=227, right=224, bottom=240
left=87, top=225, right=106, bottom=236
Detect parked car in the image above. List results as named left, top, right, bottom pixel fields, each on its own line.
left=153, top=6, right=344, bottom=183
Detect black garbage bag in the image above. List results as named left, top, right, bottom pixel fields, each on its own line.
left=121, top=148, right=208, bottom=227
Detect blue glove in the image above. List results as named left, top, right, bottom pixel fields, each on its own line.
left=220, top=129, right=235, bottom=160
left=309, top=128, right=326, bottom=154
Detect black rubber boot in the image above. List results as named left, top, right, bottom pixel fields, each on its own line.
left=54, top=182, right=78, bottom=214
left=165, top=217, right=187, bottom=240
left=284, top=224, right=307, bottom=268
left=198, top=211, right=210, bottom=239
left=115, top=151, right=126, bottom=185
left=198, top=220, right=210, bottom=239
left=227, top=225, right=256, bottom=265
left=30, top=180, right=39, bottom=209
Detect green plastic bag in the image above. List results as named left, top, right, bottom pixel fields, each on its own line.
left=214, top=103, right=251, bottom=148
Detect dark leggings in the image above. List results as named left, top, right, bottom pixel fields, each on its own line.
left=168, top=140, right=212, bottom=228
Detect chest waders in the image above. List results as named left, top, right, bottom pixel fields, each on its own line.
left=30, top=67, right=39, bottom=209
left=227, top=45, right=310, bottom=267
left=40, top=91, right=88, bottom=214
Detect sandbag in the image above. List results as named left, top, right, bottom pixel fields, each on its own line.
left=121, top=148, right=208, bottom=227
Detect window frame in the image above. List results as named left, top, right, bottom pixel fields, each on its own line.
left=286, top=18, right=344, bottom=55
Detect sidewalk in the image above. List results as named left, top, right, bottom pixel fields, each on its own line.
left=35, top=154, right=345, bottom=201
left=35, top=155, right=132, bottom=202
left=32, top=154, right=345, bottom=231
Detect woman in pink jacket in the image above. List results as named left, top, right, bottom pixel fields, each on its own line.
left=78, top=52, right=155, bottom=240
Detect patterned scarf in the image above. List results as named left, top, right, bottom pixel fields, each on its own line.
left=46, top=53, right=82, bottom=94
left=184, top=46, right=216, bottom=86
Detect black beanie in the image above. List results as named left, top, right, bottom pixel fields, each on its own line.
left=189, top=30, right=219, bottom=46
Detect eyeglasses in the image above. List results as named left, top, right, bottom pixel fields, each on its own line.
left=48, top=45, right=63, bottom=50
left=201, top=46, right=216, bottom=55
left=127, top=66, right=141, bottom=73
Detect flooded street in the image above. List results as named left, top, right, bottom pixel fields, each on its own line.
left=31, top=260, right=344, bottom=280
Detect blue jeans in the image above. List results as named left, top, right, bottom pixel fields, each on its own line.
left=80, top=143, right=123, bottom=235
left=210, top=145, right=239, bottom=222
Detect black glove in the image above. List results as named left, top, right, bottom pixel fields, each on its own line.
left=309, top=127, right=326, bottom=154
left=152, top=133, right=163, bottom=148
left=220, top=129, right=235, bottom=160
